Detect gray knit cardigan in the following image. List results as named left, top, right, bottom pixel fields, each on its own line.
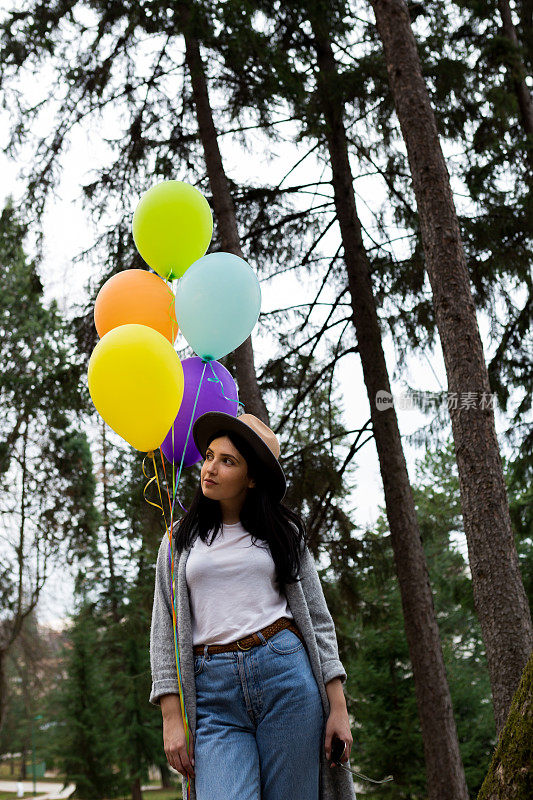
left=149, top=532, right=357, bottom=800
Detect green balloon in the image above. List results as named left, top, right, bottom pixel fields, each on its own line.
left=132, top=181, right=213, bottom=279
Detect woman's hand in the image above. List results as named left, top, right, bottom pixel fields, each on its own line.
left=163, top=716, right=195, bottom=780
left=324, top=708, right=353, bottom=768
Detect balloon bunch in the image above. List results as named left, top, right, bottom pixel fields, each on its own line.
left=88, top=180, right=261, bottom=460
left=87, top=180, right=261, bottom=794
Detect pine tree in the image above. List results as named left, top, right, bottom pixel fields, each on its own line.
left=369, top=0, right=533, bottom=736
left=106, top=585, right=168, bottom=800
left=98, top=444, right=179, bottom=799
left=51, top=604, right=126, bottom=799
left=331, top=440, right=496, bottom=798
left=0, top=201, right=98, bottom=726
left=197, top=2, right=470, bottom=794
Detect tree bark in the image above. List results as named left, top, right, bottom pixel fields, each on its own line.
left=131, top=777, right=142, bottom=800
left=179, top=6, right=269, bottom=424
left=101, top=422, right=119, bottom=623
left=518, top=0, right=533, bottom=73
left=370, top=0, right=533, bottom=735
left=497, top=0, right=533, bottom=146
left=477, top=649, right=533, bottom=800
left=0, top=650, right=6, bottom=732
left=159, top=764, right=173, bottom=788
left=312, top=20, right=469, bottom=800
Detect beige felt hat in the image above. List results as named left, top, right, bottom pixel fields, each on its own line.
left=192, top=411, right=286, bottom=501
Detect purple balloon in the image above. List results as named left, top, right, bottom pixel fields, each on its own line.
left=161, top=357, right=238, bottom=467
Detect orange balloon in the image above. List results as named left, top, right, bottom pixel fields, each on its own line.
left=94, top=269, right=179, bottom=343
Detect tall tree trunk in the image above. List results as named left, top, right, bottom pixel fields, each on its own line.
left=312, top=20, right=469, bottom=800
left=518, top=0, right=533, bottom=72
left=159, top=764, right=173, bottom=788
left=179, top=6, right=269, bottom=424
left=16, top=424, right=28, bottom=639
left=101, top=422, right=119, bottom=623
left=369, top=0, right=533, bottom=735
left=131, top=777, right=142, bottom=800
left=0, top=650, right=6, bottom=731
left=497, top=0, right=533, bottom=147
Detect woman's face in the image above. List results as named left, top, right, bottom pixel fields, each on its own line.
left=200, top=435, right=255, bottom=502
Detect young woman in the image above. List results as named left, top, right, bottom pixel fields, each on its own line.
left=149, top=411, right=356, bottom=800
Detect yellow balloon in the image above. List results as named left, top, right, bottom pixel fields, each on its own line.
left=88, top=324, right=184, bottom=452
left=132, top=180, right=213, bottom=279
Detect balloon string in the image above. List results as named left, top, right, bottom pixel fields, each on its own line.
left=175, top=492, right=189, bottom=514
left=168, top=358, right=243, bottom=513
left=142, top=454, right=165, bottom=515
left=170, top=360, right=209, bottom=518
left=150, top=451, right=170, bottom=532
left=168, top=274, right=191, bottom=799
left=157, top=352, right=238, bottom=797
left=143, top=446, right=189, bottom=765
left=158, top=446, right=173, bottom=521
left=165, top=522, right=191, bottom=793
left=149, top=449, right=191, bottom=788
left=172, top=417, right=176, bottom=504
left=168, top=292, right=177, bottom=345
left=205, top=358, right=240, bottom=406
left=205, top=359, right=245, bottom=412
left=165, top=274, right=178, bottom=504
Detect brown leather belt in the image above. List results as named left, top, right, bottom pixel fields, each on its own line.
left=193, top=616, right=305, bottom=656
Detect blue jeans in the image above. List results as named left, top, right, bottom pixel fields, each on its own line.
left=193, top=627, right=325, bottom=800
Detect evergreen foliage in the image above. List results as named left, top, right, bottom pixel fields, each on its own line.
left=0, top=201, right=98, bottom=557
left=0, top=200, right=98, bottom=729
left=50, top=604, right=126, bottom=799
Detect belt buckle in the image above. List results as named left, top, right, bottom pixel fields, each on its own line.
left=236, top=636, right=253, bottom=651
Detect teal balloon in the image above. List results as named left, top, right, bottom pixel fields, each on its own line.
left=175, top=252, right=261, bottom=360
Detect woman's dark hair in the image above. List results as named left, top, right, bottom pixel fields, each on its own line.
left=172, top=429, right=308, bottom=592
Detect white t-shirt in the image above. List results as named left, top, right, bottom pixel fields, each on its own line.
left=185, top=520, right=294, bottom=646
